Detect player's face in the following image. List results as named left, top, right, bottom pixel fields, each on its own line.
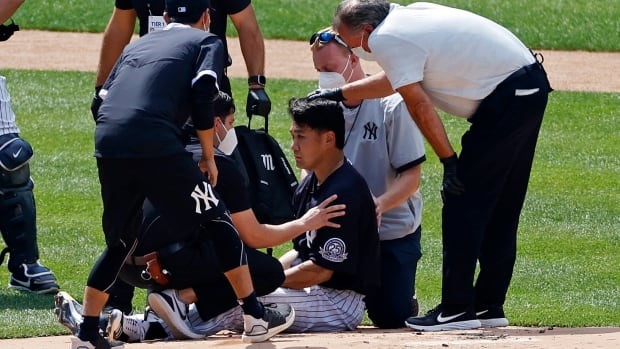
left=313, top=41, right=351, bottom=74
left=214, top=113, right=235, bottom=143
left=290, top=122, right=328, bottom=171
left=222, top=113, right=235, bottom=129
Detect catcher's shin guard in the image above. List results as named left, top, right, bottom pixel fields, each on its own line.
left=0, top=163, right=40, bottom=272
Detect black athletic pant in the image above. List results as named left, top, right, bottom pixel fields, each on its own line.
left=366, top=227, right=422, bottom=328
left=88, top=153, right=244, bottom=292
left=119, top=241, right=283, bottom=313
left=105, top=280, right=135, bottom=314
left=441, top=63, right=552, bottom=311
left=119, top=242, right=283, bottom=320
left=118, top=192, right=284, bottom=321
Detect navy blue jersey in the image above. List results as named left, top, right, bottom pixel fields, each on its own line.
left=185, top=144, right=251, bottom=214
left=137, top=149, right=250, bottom=255
left=292, top=160, right=381, bottom=295
left=95, top=26, right=225, bottom=158
left=115, top=0, right=249, bottom=65
left=211, top=153, right=251, bottom=213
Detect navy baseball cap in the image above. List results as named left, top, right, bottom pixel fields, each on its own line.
left=165, top=0, right=210, bottom=20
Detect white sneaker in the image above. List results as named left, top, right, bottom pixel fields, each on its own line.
left=147, top=289, right=203, bottom=340
left=55, top=291, right=83, bottom=336
left=107, top=309, right=148, bottom=343
left=242, top=303, right=295, bottom=343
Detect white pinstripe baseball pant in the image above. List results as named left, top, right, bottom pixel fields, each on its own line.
left=259, top=286, right=365, bottom=332
left=145, top=286, right=365, bottom=337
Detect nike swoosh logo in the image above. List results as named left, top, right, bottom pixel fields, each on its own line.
left=12, top=148, right=22, bottom=158
left=476, top=309, right=488, bottom=316
left=437, top=311, right=466, bottom=323
left=11, top=277, right=31, bottom=288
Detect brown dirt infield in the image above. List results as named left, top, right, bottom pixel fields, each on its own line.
left=1, top=326, right=619, bottom=349
left=0, top=30, right=619, bottom=92
left=0, top=30, right=618, bottom=348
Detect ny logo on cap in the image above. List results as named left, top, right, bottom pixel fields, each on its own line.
left=177, top=6, right=187, bottom=13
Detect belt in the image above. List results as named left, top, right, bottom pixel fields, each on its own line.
left=125, top=241, right=187, bottom=266
left=502, top=62, right=542, bottom=85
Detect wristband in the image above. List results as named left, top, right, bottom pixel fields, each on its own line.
left=248, top=75, right=266, bottom=86
left=440, top=153, right=458, bottom=164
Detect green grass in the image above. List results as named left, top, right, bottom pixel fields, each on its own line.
left=413, top=91, right=620, bottom=327
left=12, top=0, right=620, bottom=51
left=0, top=70, right=617, bottom=338
left=1, top=0, right=619, bottom=338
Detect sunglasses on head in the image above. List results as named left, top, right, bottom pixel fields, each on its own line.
left=309, top=31, right=349, bottom=49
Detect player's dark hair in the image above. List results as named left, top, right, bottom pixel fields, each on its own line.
left=288, top=97, right=345, bottom=149
left=213, top=91, right=235, bottom=119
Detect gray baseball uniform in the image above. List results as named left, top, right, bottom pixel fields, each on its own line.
left=341, top=94, right=425, bottom=240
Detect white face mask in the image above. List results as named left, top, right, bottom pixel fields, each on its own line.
left=318, top=55, right=354, bottom=89
left=216, top=120, right=237, bottom=155
left=318, top=72, right=346, bottom=89
left=351, top=31, right=376, bottom=61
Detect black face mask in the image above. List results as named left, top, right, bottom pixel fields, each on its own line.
left=0, top=19, right=20, bottom=42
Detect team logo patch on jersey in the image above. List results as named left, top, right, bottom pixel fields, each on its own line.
left=190, top=181, right=220, bottom=214
left=362, top=121, right=378, bottom=140
left=319, top=238, right=348, bottom=263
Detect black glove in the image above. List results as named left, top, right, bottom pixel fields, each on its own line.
left=0, top=20, right=19, bottom=42
left=90, top=86, right=103, bottom=122
left=307, top=88, right=345, bottom=102
left=246, top=88, right=271, bottom=117
left=440, top=154, right=465, bottom=199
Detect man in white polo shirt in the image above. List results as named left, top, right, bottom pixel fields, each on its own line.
left=310, top=0, right=552, bottom=331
